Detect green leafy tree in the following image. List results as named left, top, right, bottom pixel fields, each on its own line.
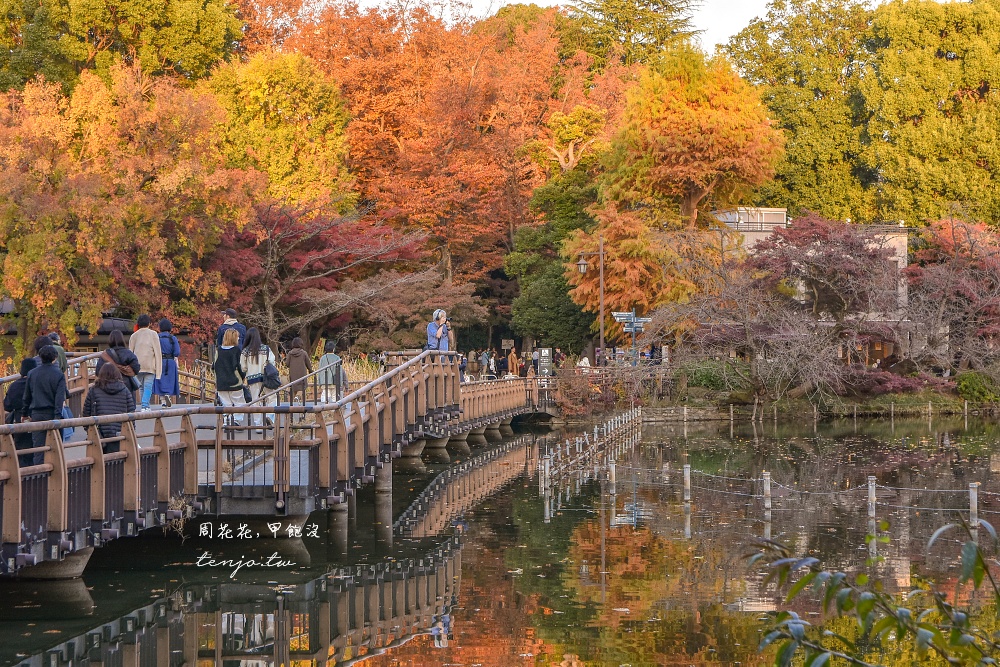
left=725, top=0, right=873, bottom=221
left=0, top=0, right=241, bottom=90
left=208, top=52, right=354, bottom=210
left=571, top=0, right=696, bottom=66
left=506, top=168, right=597, bottom=352
left=860, top=0, right=1000, bottom=225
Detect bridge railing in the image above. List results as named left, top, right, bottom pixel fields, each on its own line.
left=0, top=350, right=553, bottom=574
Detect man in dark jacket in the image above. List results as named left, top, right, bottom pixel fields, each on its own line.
left=22, top=346, right=67, bottom=465
left=216, top=308, right=247, bottom=349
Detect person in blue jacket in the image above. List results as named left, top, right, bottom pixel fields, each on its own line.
left=155, top=318, right=181, bottom=408
left=426, top=309, right=450, bottom=351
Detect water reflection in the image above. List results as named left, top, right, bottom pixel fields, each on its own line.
left=5, top=417, right=999, bottom=667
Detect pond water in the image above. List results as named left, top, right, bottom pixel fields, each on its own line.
left=3, top=416, right=998, bottom=667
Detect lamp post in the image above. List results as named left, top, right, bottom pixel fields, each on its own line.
left=577, top=234, right=605, bottom=365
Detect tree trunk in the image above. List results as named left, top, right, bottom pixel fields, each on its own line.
left=441, top=245, right=453, bottom=284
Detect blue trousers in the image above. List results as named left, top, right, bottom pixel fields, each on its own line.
left=137, top=372, right=154, bottom=409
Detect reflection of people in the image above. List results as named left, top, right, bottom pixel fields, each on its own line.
left=427, top=309, right=450, bottom=351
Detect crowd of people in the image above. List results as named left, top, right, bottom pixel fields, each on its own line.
left=1, top=308, right=353, bottom=463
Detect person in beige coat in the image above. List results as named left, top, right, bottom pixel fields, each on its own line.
left=129, top=314, right=162, bottom=411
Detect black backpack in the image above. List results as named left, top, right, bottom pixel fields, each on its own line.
left=263, top=362, right=281, bottom=389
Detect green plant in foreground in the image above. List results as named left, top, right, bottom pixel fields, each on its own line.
left=753, top=520, right=1000, bottom=666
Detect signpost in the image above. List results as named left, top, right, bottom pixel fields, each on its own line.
left=612, top=310, right=652, bottom=365
left=539, top=348, right=553, bottom=376
left=501, top=339, right=514, bottom=351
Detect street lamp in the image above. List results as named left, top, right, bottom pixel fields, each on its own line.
left=577, top=234, right=605, bottom=365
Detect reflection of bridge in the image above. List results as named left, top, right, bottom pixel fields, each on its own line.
left=395, top=433, right=541, bottom=538
left=0, top=351, right=558, bottom=576
left=11, top=538, right=463, bottom=667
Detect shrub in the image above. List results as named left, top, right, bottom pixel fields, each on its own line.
left=842, top=367, right=954, bottom=396
left=956, top=371, right=1000, bottom=403
left=680, top=360, right=749, bottom=391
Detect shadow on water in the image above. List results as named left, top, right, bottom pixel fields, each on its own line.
left=4, top=417, right=1000, bottom=666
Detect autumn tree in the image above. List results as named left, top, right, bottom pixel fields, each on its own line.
left=0, top=0, right=241, bottom=90
left=209, top=204, right=426, bottom=348
left=287, top=1, right=558, bottom=282
left=0, top=65, right=257, bottom=344
left=748, top=212, right=900, bottom=325
left=561, top=203, right=731, bottom=340
left=605, top=47, right=785, bottom=227
left=905, top=218, right=1000, bottom=372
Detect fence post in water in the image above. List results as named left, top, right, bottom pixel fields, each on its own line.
left=854, top=404, right=857, bottom=421
left=609, top=462, right=617, bottom=495
left=868, top=476, right=876, bottom=519
left=763, top=472, right=772, bottom=511
left=970, top=482, right=979, bottom=530
left=964, top=400, right=969, bottom=418
left=928, top=400, right=932, bottom=417
left=891, top=402, right=894, bottom=419
left=773, top=404, right=777, bottom=423
left=729, top=404, right=734, bottom=423
left=683, top=464, right=691, bottom=502
left=813, top=404, right=818, bottom=422
left=683, top=405, right=688, bottom=422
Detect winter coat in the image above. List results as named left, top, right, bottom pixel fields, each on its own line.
left=129, top=327, right=162, bottom=378
left=84, top=381, right=136, bottom=439
left=23, top=363, right=67, bottom=415
left=97, top=346, right=141, bottom=377
left=213, top=346, right=245, bottom=391
left=154, top=332, right=180, bottom=396
left=216, top=319, right=247, bottom=348
left=286, top=348, right=312, bottom=383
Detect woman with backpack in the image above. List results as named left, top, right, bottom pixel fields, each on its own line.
left=241, top=327, right=276, bottom=425
left=97, top=330, right=141, bottom=394
left=83, top=363, right=136, bottom=453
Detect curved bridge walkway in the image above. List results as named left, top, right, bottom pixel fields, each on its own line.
left=0, top=351, right=558, bottom=576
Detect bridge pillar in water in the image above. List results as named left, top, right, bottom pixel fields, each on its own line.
left=374, top=464, right=393, bottom=549
left=424, top=437, right=451, bottom=464
left=500, top=417, right=514, bottom=426
left=469, top=425, right=487, bottom=436
left=484, top=422, right=503, bottom=441
left=448, top=431, right=471, bottom=456
left=467, top=433, right=489, bottom=448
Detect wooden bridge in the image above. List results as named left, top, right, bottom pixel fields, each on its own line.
left=0, top=350, right=558, bottom=577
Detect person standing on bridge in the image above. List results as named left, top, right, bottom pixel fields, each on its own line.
left=426, top=310, right=450, bottom=352
left=129, top=315, right=162, bottom=412
left=286, top=337, right=312, bottom=405
left=22, top=346, right=66, bottom=465
left=216, top=308, right=247, bottom=349
left=214, top=328, right=247, bottom=419
left=317, top=340, right=342, bottom=403
left=47, top=332, right=68, bottom=374
left=83, top=363, right=135, bottom=453
left=155, top=318, right=180, bottom=408
left=5, top=357, right=36, bottom=466
left=241, top=327, right=276, bottom=424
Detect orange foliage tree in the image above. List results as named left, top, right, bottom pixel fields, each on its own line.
left=562, top=203, right=732, bottom=339
left=286, top=1, right=559, bottom=283
left=605, top=47, right=784, bottom=227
